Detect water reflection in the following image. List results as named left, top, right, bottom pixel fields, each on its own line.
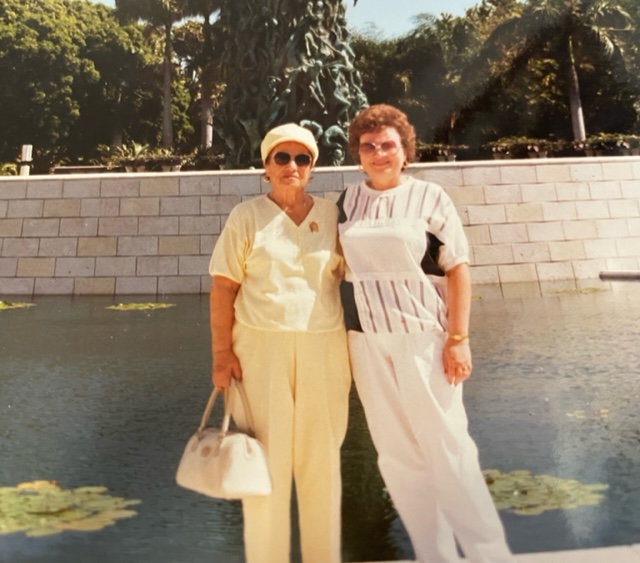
left=467, top=286, right=640, bottom=554
left=0, top=287, right=639, bottom=562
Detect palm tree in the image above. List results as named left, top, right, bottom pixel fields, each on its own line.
left=184, top=0, right=223, bottom=149
left=483, top=0, right=633, bottom=141
left=116, top=0, right=189, bottom=148
left=406, top=13, right=482, bottom=144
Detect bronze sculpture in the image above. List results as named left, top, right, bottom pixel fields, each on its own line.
left=215, top=0, right=367, bottom=168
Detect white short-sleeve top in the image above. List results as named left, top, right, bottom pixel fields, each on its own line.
left=209, top=194, right=344, bottom=332
left=338, top=177, right=469, bottom=334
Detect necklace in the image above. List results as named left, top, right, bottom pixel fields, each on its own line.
left=268, top=193, right=311, bottom=213
left=268, top=193, right=313, bottom=226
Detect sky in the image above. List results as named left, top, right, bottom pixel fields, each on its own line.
left=92, top=0, right=480, bottom=38
left=345, top=0, right=479, bottom=37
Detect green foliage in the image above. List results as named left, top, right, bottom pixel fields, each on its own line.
left=96, top=141, right=149, bottom=169
left=184, top=145, right=225, bottom=170
left=174, top=4, right=225, bottom=150
left=0, top=301, right=36, bottom=310
left=99, top=142, right=187, bottom=171
left=114, top=142, right=152, bottom=159
left=586, top=132, right=640, bottom=147
left=573, top=132, right=640, bottom=154
left=0, top=480, right=140, bottom=537
left=484, top=136, right=559, bottom=157
left=415, top=142, right=469, bottom=162
left=139, top=148, right=187, bottom=170
left=469, top=0, right=638, bottom=142
left=0, top=163, right=18, bottom=176
left=352, top=0, right=640, bottom=149
left=0, top=0, right=161, bottom=164
left=0, top=0, right=96, bottom=158
left=66, top=1, right=162, bottom=159
left=1, top=0, right=640, bottom=166
left=351, top=0, right=526, bottom=145
left=106, top=302, right=176, bottom=310
left=115, top=0, right=205, bottom=149
left=115, top=0, right=187, bottom=28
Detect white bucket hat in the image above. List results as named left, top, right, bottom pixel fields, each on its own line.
left=260, top=123, right=319, bottom=165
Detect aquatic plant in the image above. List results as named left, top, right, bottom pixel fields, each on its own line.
left=484, top=469, right=608, bottom=515
left=550, top=287, right=605, bottom=295
left=0, top=301, right=36, bottom=311
left=106, top=303, right=176, bottom=311
left=566, top=408, right=609, bottom=420
left=0, top=481, right=140, bottom=537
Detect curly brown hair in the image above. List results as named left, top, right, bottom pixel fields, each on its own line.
left=348, top=104, right=416, bottom=164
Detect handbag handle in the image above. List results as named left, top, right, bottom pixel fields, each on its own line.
left=197, top=380, right=256, bottom=437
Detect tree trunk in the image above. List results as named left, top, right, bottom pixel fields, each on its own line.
left=446, top=111, right=457, bottom=145
left=567, top=36, right=586, bottom=142
left=200, top=14, right=214, bottom=149
left=111, top=89, right=124, bottom=147
left=111, top=128, right=124, bottom=148
left=162, top=23, right=174, bottom=149
left=200, top=89, right=214, bottom=149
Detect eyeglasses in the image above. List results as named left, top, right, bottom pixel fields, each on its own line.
left=359, top=140, right=399, bottom=155
left=272, top=152, right=312, bottom=167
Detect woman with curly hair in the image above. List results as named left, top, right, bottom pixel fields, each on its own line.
left=338, top=104, right=514, bottom=563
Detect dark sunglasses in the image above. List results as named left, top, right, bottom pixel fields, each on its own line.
left=272, top=152, right=312, bottom=167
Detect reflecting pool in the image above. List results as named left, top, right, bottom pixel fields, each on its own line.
left=1, top=285, right=639, bottom=562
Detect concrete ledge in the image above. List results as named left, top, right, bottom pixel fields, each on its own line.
left=2, top=156, right=640, bottom=296
left=354, top=542, right=640, bottom=562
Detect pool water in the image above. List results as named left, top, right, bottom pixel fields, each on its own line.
left=0, top=287, right=639, bottom=562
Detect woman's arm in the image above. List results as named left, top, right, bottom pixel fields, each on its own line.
left=209, top=275, right=242, bottom=389
left=443, top=262, right=473, bottom=386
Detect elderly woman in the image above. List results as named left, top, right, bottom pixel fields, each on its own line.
left=208, top=123, right=351, bottom=563
left=338, top=104, right=515, bottom=563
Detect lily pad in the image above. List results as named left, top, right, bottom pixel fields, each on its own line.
left=551, top=287, right=605, bottom=295
left=0, top=301, right=36, bottom=311
left=0, top=480, right=141, bottom=537
left=566, top=408, right=609, bottom=420
left=483, top=469, right=608, bottom=515
left=106, top=302, right=176, bottom=311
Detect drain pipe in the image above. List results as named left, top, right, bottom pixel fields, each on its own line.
left=599, top=271, right=640, bottom=281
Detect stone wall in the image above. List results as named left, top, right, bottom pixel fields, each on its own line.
left=1, top=156, right=639, bottom=296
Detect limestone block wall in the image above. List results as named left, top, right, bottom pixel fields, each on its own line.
left=410, top=157, right=640, bottom=285
left=0, top=156, right=639, bottom=296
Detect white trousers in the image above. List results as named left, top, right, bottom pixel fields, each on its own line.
left=232, top=323, right=351, bottom=563
left=348, top=331, right=515, bottom=563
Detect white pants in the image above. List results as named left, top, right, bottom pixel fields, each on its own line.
left=348, top=330, right=514, bottom=563
left=232, top=323, right=351, bottom=563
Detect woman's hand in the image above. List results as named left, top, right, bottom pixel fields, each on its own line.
left=444, top=262, right=472, bottom=386
left=443, top=338, right=472, bottom=386
left=212, top=349, right=242, bottom=390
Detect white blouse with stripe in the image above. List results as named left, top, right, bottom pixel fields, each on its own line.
left=338, top=177, right=469, bottom=334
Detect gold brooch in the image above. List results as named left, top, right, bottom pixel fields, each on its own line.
left=309, top=221, right=319, bottom=232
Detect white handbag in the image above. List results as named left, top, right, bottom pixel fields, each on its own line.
left=176, top=380, right=271, bottom=499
